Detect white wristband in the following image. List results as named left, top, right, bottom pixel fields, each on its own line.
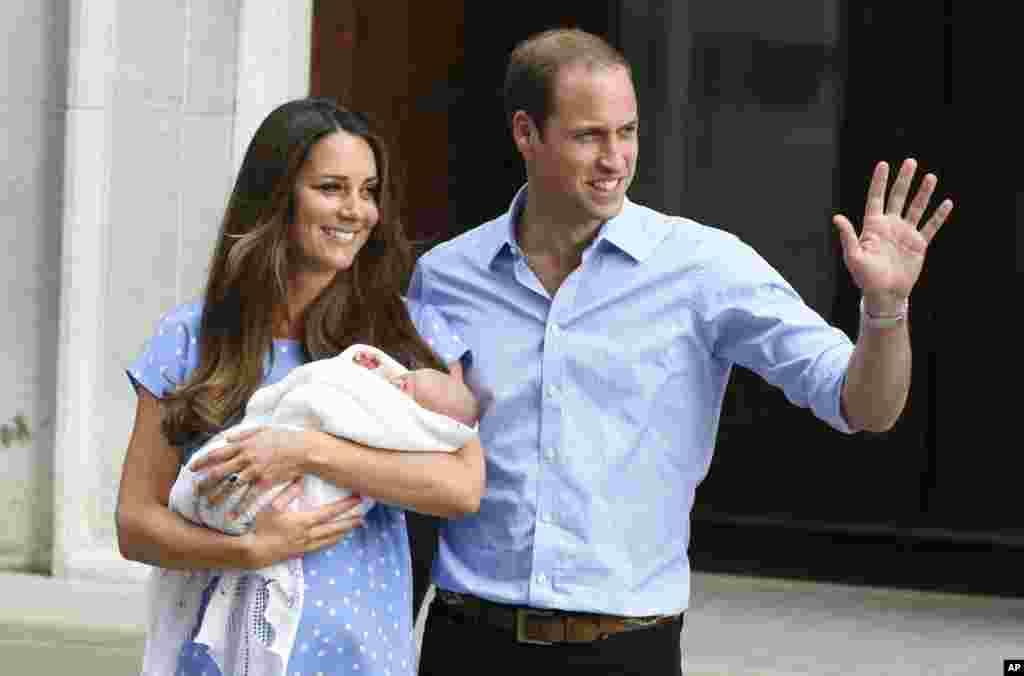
left=860, top=297, right=909, bottom=329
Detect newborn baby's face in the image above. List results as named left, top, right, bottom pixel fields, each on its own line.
left=389, top=370, right=450, bottom=417
left=350, top=350, right=458, bottom=421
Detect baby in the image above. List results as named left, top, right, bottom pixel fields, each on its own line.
left=172, top=344, right=478, bottom=536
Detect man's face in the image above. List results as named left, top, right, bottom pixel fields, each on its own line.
left=521, top=63, right=638, bottom=227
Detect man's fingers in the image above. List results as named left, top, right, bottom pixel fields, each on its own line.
left=864, top=161, right=889, bottom=221
left=885, top=158, right=916, bottom=217
left=832, top=214, right=860, bottom=258
left=919, top=199, right=953, bottom=244
left=904, top=173, right=937, bottom=227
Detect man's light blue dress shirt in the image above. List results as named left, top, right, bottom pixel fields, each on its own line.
left=409, top=187, right=856, bottom=616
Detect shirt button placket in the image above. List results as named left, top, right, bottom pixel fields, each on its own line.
left=536, top=312, right=565, bottom=604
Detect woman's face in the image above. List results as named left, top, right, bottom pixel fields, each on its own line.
left=289, top=130, right=380, bottom=280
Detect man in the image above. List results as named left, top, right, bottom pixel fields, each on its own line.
left=409, top=28, right=952, bottom=675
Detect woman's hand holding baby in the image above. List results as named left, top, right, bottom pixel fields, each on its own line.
left=192, top=426, right=315, bottom=512
left=188, top=428, right=366, bottom=566
left=240, top=486, right=364, bottom=569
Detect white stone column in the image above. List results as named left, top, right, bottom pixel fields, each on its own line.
left=233, top=0, right=314, bottom=172
left=52, top=0, right=144, bottom=583
left=0, top=0, right=68, bottom=573
left=52, top=0, right=313, bottom=584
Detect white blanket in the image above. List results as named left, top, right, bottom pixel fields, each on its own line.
left=141, top=344, right=476, bottom=676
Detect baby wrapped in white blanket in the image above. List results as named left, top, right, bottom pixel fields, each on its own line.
left=142, top=344, right=477, bottom=676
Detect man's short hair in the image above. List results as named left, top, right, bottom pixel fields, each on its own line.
left=503, top=28, right=631, bottom=137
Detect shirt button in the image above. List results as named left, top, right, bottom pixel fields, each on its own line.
left=550, top=324, right=560, bottom=337
left=547, top=384, right=559, bottom=399
left=542, top=511, right=553, bottom=523
left=544, top=447, right=556, bottom=462
left=536, top=573, right=547, bottom=584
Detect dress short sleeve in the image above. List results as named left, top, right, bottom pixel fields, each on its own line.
left=127, top=302, right=203, bottom=399
left=407, top=299, right=470, bottom=366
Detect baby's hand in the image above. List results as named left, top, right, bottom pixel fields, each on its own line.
left=352, top=350, right=381, bottom=370
left=388, top=374, right=412, bottom=395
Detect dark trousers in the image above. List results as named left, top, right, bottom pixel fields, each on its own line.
left=406, top=511, right=440, bottom=616
left=418, top=596, right=684, bottom=676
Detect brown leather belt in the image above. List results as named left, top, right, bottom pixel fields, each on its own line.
left=434, top=589, right=682, bottom=645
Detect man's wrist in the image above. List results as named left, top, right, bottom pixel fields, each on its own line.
left=861, top=291, right=909, bottom=318
left=860, top=295, right=909, bottom=329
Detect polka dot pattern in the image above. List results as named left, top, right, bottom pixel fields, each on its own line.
left=128, top=299, right=467, bottom=676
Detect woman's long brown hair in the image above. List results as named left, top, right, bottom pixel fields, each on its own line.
left=162, top=98, right=445, bottom=447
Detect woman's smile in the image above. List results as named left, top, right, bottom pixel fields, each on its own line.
left=320, top=225, right=358, bottom=243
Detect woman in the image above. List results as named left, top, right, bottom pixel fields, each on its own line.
left=117, top=97, right=484, bottom=676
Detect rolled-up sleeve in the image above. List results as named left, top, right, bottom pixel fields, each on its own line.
left=700, top=243, right=856, bottom=434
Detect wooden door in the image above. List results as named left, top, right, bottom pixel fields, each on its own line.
left=311, top=1, right=465, bottom=245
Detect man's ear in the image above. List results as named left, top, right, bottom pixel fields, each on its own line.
left=511, top=111, right=538, bottom=156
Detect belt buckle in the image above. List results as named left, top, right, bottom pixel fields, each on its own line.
left=515, top=607, right=558, bottom=645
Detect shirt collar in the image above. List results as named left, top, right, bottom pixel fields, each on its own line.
left=480, top=185, right=527, bottom=268
left=484, top=184, right=671, bottom=269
